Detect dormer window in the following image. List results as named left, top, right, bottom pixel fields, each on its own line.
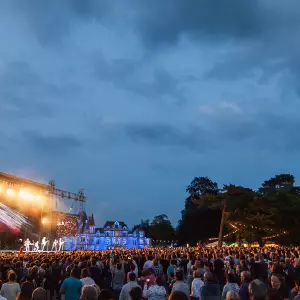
left=114, top=221, right=119, bottom=228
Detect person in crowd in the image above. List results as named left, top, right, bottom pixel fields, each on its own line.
left=17, top=280, right=34, bottom=300
left=226, top=291, right=240, bottom=300
left=0, top=272, right=21, bottom=300
left=129, top=286, right=142, bottom=300
left=91, top=284, right=100, bottom=298
left=33, top=269, right=48, bottom=290
left=222, top=273, right=239, bottom=299
left=169, top=291, right=189, bottom=300
left=167, top=260, right=177, bottom=284
left=239, top=271, right=251, bottom=300
left=294, top=279, right=300, bottom=300
left=248, top=280, right=267, bottom=300
left=214, top=255, right=225, bottom=287
left=99, top=289, right=114, bottom=300
left=90, top=259, right=103, bottom=288
left=127, top=262, right=138, bottom=283
left=138, top=268, right=156, bottom=291
left=291, top=279, right=300, bottom=299
left=80, top=285, right=98, bottom=300
left=190, top=270, right=204, bottom=300
left=80, top=269, right=96, bottom=286
left=249, top=256, right=268, bottom=283
left=60, top=268, right=83, bottom=300
left=199, top=272, right=220, bottom=300
left=267, top=274, right=285, bottom=300
left=152, top=259, right=164, bottom=280
left=110, top=262, right=124, bottom=298
left=187, top=266, right=197, bottom=290
left=143, top=256, right=154, bottom=270
left=143, top=276, right=166, bottom=300
left=120, top=273, right=139, bottom=300
left=15, top=262, right=25, bottom=283
left=32, top=287, right=47, bottom=300
left=171, top=270, right=190, bottom=298
left=50, top=258, right=62, bottom=300
left=294, top=259, right=300, bottom=283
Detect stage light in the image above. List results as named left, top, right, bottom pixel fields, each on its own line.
left=42, top=217, right=47, bottom=224
left=28, top=193, right=33, bottom=200
left=6, top=189, right=14, bottom=196
left=18, top=190, right=25, bottom=198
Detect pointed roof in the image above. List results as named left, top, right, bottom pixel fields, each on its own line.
left=103, top=221, right=128, bottom=229
left=88, top=214, right=95, bottom=226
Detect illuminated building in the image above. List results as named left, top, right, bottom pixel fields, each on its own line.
left=64, top=219, right=151, bottom=250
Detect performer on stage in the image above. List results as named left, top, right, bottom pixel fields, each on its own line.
left=52, top=239, right=58, bottom=251
left=58, top=238, right=64, bottom=251
left=34, top=241, right=39, bottom=252
left=24, top=238, right=32, bottom=252
left=41, top=237, right=49, bottom=251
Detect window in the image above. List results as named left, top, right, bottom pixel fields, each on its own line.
left=96, top=239, right=100, bottom=245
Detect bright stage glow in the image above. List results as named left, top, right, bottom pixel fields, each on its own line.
left=18, top=190, right=25, bottom=198
left=6, top=189, right=14, bottom=196
left=42, top=217, right=47, bottom=224
left=37, top=195, right=41, bottom=200
left=0, top=202, right=31, bottom=231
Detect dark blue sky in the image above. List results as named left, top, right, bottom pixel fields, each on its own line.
left=1, top=0, right=300, bottom=228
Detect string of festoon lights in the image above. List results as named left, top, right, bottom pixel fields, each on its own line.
left=208, top=224, right=239, bottom=242
left=262, top=231, right=288, bottom=240
left=208, top=222, right=289, bottom=242
left=153, top=240, right=178, bottom=243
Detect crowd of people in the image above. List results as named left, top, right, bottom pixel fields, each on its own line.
left=0, top=246, right=299, bottom=300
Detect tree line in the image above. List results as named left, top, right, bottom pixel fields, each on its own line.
left=135, top=174, right=300, bottom=246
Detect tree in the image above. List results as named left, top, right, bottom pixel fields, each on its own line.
left=186, top=177, right=227, bottom=246
left=177, top=203, right=221, bottom=245
left=149, top=214, right=175, bottom=243
left=181, top=173, right=300, bottom=246
left=186, top=177, right=257, bottom=247
left=186, top=177, right=219, bottom=199
left=131, top=219, right=151, bottom=236
left=235, top=174, right=300, bottom=245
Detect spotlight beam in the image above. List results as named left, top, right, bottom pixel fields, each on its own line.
left=0, top=202, right=31, bottom=231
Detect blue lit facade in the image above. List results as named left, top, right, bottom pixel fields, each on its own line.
left=64, top=220, right=151, bottom=250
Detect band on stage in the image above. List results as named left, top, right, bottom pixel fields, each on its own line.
left=23, top=237, right=64, bottom=252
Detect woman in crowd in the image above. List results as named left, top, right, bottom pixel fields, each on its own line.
left=143, top=276, right=166, bottom=300
left=222, top=273, right=239, bottom=300
left=0, top=272, right=20, bottom=300
left=16, top=280, right=34, bottom=300
left=80, top=285, right=98, bottom=300
left=81, top=269, right=96, bottom=286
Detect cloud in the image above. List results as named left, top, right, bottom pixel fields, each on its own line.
left=132, top=0, right=263, bottom=47
left=124, top=123, right=212, bottom=152
left=94, top=55, right=185, bottom=103
left=1, top=1, right=300, bottom=227
left=25, top=131, right=83, bottom=154
left=9, top=0, right=111, bottom=45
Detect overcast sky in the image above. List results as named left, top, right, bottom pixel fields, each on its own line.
left=1, top=0, right=300, bottom=228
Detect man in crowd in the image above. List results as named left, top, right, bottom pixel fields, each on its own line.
left=119, top=273, right=139, bottom=300
left=199, top=272, right=220, bottom=300
left=60, top=269, right=82, bottom=300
